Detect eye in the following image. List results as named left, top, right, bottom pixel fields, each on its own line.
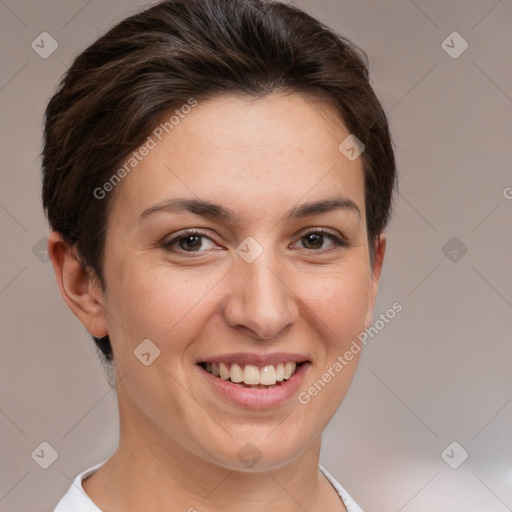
left=161, top=228, right=350, bottom=256
left=162, top=229, right=219, bottom=253
left=293, top=229, right=349, bottom=251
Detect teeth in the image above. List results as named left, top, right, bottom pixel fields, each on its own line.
left=244, top=364, right=260, bottom=385
left=229, top=363, right=244, bottom=383
left=205, top=361, right=298, bottom=385
left=284, top=362, right=294, bottom=380
left=219, top=362, right=230, bottom=380
left=260, top=365, right=277, bottom=385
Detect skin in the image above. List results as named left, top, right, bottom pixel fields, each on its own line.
left=48, top=92, right=386, bottom=512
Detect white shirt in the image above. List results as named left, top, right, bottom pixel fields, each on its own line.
left=53, top=460, right=363, bottom=511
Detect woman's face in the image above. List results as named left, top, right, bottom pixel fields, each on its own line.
left=98, top=92, right=384, bottom=470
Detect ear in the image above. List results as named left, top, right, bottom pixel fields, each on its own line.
left=47, top=231, right=108, bottom=338
left=364, top=233, right=386, bottom=329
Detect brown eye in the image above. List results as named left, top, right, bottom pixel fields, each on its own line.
left=178, top=234, right=203, bottom=251
left=302, top=232, right=325, bottom=250
left=295, top=229, right=349, bottom=251
left=162, top=230, right=218, bottom=253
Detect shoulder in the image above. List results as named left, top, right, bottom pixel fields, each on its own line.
left=319, top=464, right=364, bottom=512
left=53, top=460, right=107, bottom=512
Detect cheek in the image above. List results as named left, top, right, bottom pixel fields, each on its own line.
left=293, top=268, right=370, bottom=421
left=300, top=264, right=372, bottom=344
left=104, top=257, right=222, bottom=354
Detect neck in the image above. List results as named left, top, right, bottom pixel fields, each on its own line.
left=82, top=413, right=345, bottom=511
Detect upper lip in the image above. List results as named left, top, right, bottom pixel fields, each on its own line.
left=197, top=352, right=310, bottom=366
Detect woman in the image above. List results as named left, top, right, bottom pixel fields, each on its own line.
left=43, top=0, right=396, bottom=510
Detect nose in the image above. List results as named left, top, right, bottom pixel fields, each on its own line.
left=222, top=246, right=298, bottom=340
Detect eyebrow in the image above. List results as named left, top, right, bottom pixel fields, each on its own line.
left=137, top=195, right=361, bottom=222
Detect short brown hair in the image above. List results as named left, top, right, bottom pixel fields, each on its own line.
left=42, top=0, right=397, bottom=364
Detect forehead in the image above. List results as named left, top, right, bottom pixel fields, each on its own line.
left=108, top=92, right=365, bottom=224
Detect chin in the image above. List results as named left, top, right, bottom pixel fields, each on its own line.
left=197, top=428, right=317, bottom=473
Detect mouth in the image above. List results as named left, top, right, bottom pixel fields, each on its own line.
left=198, top=361, right=305, bottom=388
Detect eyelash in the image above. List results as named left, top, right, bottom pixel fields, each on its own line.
left=161, top=228, right=350, bottom=255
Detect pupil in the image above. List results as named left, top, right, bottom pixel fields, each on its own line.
left=180, top=235, right=201, bottom=250
left=305, top=233, right=322, bottom=249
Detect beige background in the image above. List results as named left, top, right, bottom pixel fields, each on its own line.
left=1, top=0, right=511, bottom=511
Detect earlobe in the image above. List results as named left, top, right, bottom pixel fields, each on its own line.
left=364, top=234, right=387, bottom=329
left=47, top=231, right=108, bottom=338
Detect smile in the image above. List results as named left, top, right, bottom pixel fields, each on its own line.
left=199, top=361, right=301, bottom=387
left=196, top=352, right=310, bottom=408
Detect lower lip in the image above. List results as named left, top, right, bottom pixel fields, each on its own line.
left=198, top=363, right=310, bottom=408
